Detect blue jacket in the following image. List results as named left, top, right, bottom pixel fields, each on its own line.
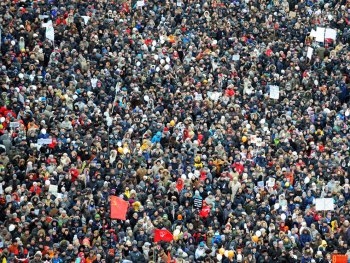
left=151, top=131, right=162, bottom=143
left=301, top=256, right=312, bottom=263
left=38, top=132, right=49, bottom=139
left=304, top=215, right=314, bottom=227
left=300, top=232, right=312, bottom=247
left=52, top=258, right=63, bottom=263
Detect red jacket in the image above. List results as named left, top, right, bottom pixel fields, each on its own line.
left=29, top=185, right=41, bottom=195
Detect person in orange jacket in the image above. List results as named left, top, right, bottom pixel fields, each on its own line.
left=8, top=239, right=20, bottom=257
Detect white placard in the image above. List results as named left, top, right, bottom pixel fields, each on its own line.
left=208, top=91, right=222, bottom=101
left=37, top=138, right=53, bottom=145
left=315, top=198, right=334, bottom=211
left=250, top=135, right=257, bottom=144
left=39, top=15, right=49, bottom=20
left=307, top=47, right=314, bottom=59
left=232, top=55, right=240, bottom=61
left=315, top=27, right=325, bottom=42
left=0, top=184, right=3, bottom=195
left=267, top=177, right=275, bottom=187
left=177, top=1, right=182, bottom=6
left=195, top=93, right=203, bottom=101
left=269, top=86, right=280, bottom=100
left=256, top=137, right=262, bottom=146
left=42, top=20, right=55, bottom=42
left=9, top=122, right=20, bottom=128
left=49, top=185, right=58, bottom=196
left=325, top=28, right=337, bottom=41
left=137, top=0, right=145, bottom=7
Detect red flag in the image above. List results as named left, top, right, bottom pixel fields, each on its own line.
left=199, top=203, right=210, bottom=218
left=154, top=229, right=173, bottom=242
left=332, top=254, right=348, bottom=263
left=110, top=196, right=129, bottom=220
left=265, top=49, right=273, bottom=57
left=176, top=178, right=184, bottom=192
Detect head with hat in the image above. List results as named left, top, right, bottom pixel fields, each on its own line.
left=34, top=251, right=42, bottom=259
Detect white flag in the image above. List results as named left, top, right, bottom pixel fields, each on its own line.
left=325, top=28, right=337, bottom=41
left=81, top=16, right=91, bottom=25
left=43, top=20, right=54, bottom=42
left=307, top=47, right=314, bottom=60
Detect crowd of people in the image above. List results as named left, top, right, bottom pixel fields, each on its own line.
left=0, top=0, right=350, bottom=262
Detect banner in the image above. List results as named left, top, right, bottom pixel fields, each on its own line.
left=325, top=28, right=337, bottom=41
left=315, top=198, right=334, bottom=211
left=315, top=27, right=325, bottom=42
left=110, top=196, right=129, bottom=220
left=154, top=229, right=174, bottom=242
left=37, top=138, right=53, bottom=145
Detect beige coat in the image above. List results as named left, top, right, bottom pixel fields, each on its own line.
left=230, top=177, right=241, bottom=201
